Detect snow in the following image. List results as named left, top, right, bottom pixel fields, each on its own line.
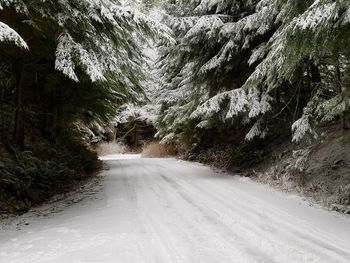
left=55, top=32, right=79, bottom=82
left=0, top=21, right=28, bottom=49
left=99, top=154, right=142, bottom=160
left=1, top=158, right=350, bottom=263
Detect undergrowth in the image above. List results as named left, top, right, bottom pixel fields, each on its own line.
left=95, top=142, right=127, bottom=156
left=142, top=141, right=181, bottom=158
left=0, top=132, right=99, bottom=214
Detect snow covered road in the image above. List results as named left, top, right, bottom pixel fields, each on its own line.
left=1, top=156, right=350, bottom=263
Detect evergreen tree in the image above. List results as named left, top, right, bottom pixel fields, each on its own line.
left=0, top=0, right=164, bottom=147
left=157, top=0, right=350, bottom=147
left=156, top=0, right=280, bottom=144
left=0, top=0, right=173, bottom=211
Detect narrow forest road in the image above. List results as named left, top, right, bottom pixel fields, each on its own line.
left=1, top=156, right=350, bottom=263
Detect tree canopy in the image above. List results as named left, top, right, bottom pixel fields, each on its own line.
left=0, top=0, right=167, bottom=147
left=155, top=0, right=350, bottom=148
left=0, top=0, right=168, bottom=211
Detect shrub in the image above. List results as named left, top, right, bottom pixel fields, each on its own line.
left=0, top=131, right=99, bottom=213
left=95, top=142, right=127, bottom=156
left=142, top=141, right=178, bottom=158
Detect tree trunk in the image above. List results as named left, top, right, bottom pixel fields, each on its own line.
left=14, top=59, right=25, bottom=149
left=133, top=127, right=139, bottom=148
left=343, top=116, right=350, bottom=130
left=335, top=64, right=350, bottom=129
left=0, top=83, right=4, bottom=142
left=310, top=63, right=322, bottom=91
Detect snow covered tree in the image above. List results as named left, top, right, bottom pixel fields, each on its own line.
left=0, top=0, right=164, bottom=148
left=96, top=3, right=166, bottom=146
left=235, top=0, right=350, bottom=141
left=157, top=0, right=350, bottom=149
left=0, top=0, right=172, bottom=206
left=156, top=0, right=281, bottom=145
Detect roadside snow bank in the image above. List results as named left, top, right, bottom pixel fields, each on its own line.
left=99, top=154, right=141, bottom=160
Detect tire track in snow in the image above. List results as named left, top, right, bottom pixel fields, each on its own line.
left=155, top=162, right=350, bottom=263
left=0, top=157, right=349, bottom=263
left=158, top=174, right=279, bottom=263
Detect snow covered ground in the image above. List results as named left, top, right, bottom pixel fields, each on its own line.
left=99, top=154, right=142, bottom=161
left=0, top=156, right=349, bottom=263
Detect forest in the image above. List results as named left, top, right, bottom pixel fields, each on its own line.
left=0, top=1, right=350, bottom=262
left=0, top=0, right=350, bottom=214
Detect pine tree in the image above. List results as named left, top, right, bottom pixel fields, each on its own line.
left=156, top=0, right=281, bottom=144
left=157, top=0, right=350, bottom=147
left=0, top=0, right=164, bottom=147
left=239, top=0, right=350, bottom=141
left=0, top=0, right=171, bottom=209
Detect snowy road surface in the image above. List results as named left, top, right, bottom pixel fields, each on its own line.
left=1, top=156, right=350, bottom=263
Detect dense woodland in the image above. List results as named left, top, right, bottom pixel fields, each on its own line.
left=157, top=0, right=350, bottom=151
left=0, top=0, right=163, bottom=212
left=1, top=0, right=350, bottom=213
